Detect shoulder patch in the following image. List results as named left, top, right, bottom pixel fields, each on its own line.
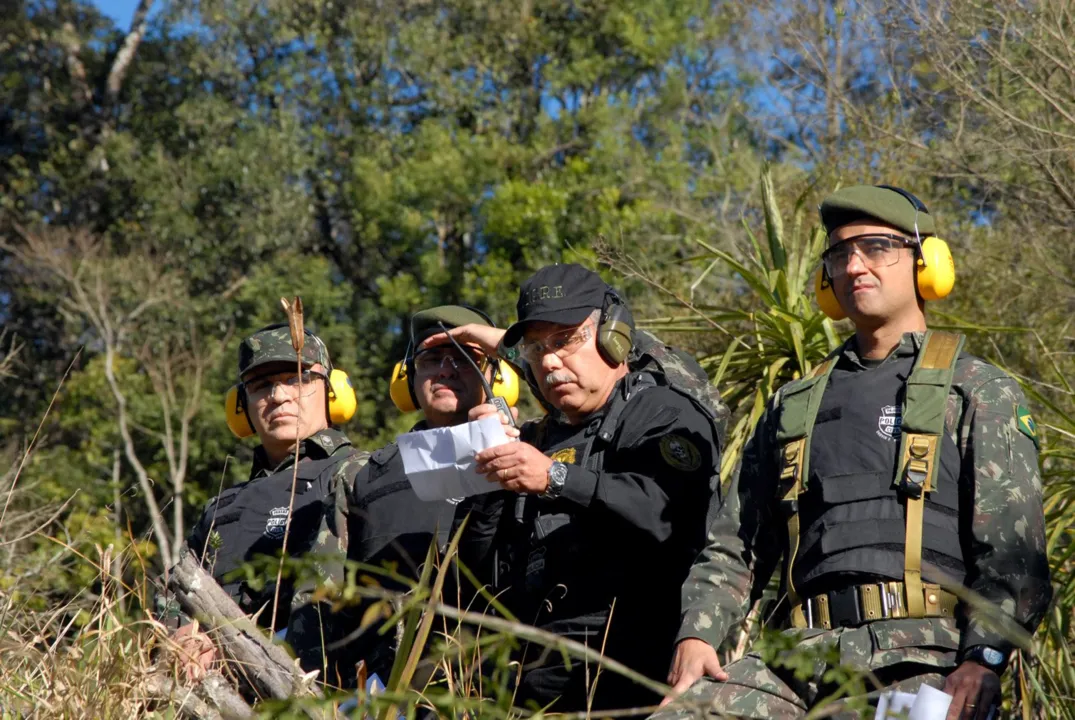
left=1016, top=404, right=1040, bottom=450
left=550, top=447, right=577, bottom=465
left=659, top=434, right=702, bottom=472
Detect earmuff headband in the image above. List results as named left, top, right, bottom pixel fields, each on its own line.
left=875, top=184, right=931, bottom=267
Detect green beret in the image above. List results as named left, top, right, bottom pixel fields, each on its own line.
left=238, top=324, right=332, bottom=378
left=410, top=306, right=494, bottom=346
left=819, top=186, right=936, bottom=237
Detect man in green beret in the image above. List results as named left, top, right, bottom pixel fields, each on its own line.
left=653, top=186, right=1051, bottom=719
left=288, top=305, right=515, bottom=687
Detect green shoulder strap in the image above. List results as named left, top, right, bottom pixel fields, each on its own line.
left=774, top=355, right=838, bottom=627
left=895, top=330, right=964, bottom=617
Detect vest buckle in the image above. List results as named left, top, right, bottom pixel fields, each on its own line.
left=900, top=458, right=929, bottom=499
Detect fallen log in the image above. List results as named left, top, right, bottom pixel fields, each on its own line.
left=167, top=548, right=340, bottom=719
left=143, top=672, right=253, bottom=720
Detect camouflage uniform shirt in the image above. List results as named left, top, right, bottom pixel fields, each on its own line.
left=677, top=332, right=1051, bottom=659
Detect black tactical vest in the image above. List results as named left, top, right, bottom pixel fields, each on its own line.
left=194, top=453, right=350, bottom=630
left=792, top=353, right=966, bottom=596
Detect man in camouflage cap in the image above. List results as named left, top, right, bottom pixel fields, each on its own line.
left=177, top=323, right=366, bottom=680
left=288, top=306, right=510, bottom=687
left=430, top=264, right=728, bottom=711
left=654, top=186, right=1051, bottom=719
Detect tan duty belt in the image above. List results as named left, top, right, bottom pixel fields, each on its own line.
left=794, top=581, right=958, bottom=630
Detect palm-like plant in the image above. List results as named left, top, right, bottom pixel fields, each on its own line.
left=643, top=165, right=841, bottom=479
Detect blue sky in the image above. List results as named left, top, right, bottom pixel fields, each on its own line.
left=90, top=0, right=141, bottom=29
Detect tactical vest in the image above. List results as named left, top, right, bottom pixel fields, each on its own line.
left=775, top=331, right=965, bottom=623
left=347, top=442, right=456, bottom=569
left=195, top=451, right=353, bottom=630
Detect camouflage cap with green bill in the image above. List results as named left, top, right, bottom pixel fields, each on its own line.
left=237, top=323, right=332, bottom=379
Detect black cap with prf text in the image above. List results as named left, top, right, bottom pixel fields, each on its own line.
left=503, top=264, right=608, bottom=346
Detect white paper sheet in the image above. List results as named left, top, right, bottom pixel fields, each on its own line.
left=876, top=686, right=954, bottom=720
left=908, top=685, right=954, bottom=719
left=397, top=415, right=511, bottom=501
left=876, top=690, right=916, bottom=719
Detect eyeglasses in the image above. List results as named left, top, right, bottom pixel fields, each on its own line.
left=821, top=234, right=915, bottom=277
left=244, top=369, right=326, bottom=400
left=413, top=346, right=489, bottom=375
left=518, top=323, right=593, bottom=365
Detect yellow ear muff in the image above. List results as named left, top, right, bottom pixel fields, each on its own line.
left=389, top=360, right=418, bottom=413
left=814, top=267, right=847, bottom=321
left=915, top=236, right=955, bottom=301
left=327, top=368, right=357, bottom=424
left=224, top=385, right=256, bottom=439
left=390, top=356, right=518, bottom=413
left=491, top=361, right=520, bottom=407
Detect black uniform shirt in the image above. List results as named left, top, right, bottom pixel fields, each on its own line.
left=458, top=374, right=720, bottom=710
left=186, top=428, right=356, bottom=630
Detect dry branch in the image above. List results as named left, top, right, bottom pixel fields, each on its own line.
left=167, top=549, right=340, bottom=719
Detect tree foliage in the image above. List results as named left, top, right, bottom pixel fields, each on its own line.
left=2, top=0, right=1074, bottom=715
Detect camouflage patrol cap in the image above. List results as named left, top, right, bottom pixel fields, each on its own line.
left=237, top=324, right=332, bottom=379
left=410, top=306, right=494, bottom=347
left=820, top=185, right=937, bottom=238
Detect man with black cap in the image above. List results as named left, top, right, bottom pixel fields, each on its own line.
left=653, top=186, right=1051, bottom=719
left=426, top=265, right=727, bottom=711
left=174, top=324, right=365, bottom=681
left=288, top=306, right=516, bottom=686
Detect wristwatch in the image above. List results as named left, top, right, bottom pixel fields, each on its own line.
left=541, top=461, right=568, bottom=500
left=963, top=645, right=1008, bottom=673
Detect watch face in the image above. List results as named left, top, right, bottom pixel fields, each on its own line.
left=981, top=647, right=1005, bottom=667
left=550, top=462, right=568, bottom=483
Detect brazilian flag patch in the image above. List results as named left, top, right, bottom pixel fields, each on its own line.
left=1016, top=404, right=1040, bottom=450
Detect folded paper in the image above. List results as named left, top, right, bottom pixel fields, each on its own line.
left=398, top=416, right=511, bottom=501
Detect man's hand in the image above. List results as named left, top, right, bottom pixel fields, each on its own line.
left=944, top=661, right=1000, bottom=720
left=475, top=441, right=553, bottom=494
left=419, top=323, right=506, bottom=357
left=173, top=621, right=217, bottom=683
left=660, top=638, right=728, bottom=708
left=468, top=402, right=520, bottom=439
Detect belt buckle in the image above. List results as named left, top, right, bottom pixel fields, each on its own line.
left=828, top=587, right=862, bottom=628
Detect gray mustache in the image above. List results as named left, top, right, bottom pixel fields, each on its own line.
left=544, top=371, right=577, bottom=385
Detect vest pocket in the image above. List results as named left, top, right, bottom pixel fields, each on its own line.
left=214, top=509, right=243, bottom=526
left=533, top=512, right=572, bottom=541
left=819, top=518, right=905, bottom=555
left=818, top=471, right=891, bottom=504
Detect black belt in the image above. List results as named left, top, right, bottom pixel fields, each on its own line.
left=793, top=581, right=959, bottom=629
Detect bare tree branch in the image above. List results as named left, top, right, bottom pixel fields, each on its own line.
left=105, top=0, right=155, bottom=106
left=57, top=22, right=92, bottom=109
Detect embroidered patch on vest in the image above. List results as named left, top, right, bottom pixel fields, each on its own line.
left=876, top=405, right=902, bottom=442
left=265, top=507, right=289, bottom=539
left=660, top=435, right=702, bottom=471
left=550, top=447, right=577, bottom=465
